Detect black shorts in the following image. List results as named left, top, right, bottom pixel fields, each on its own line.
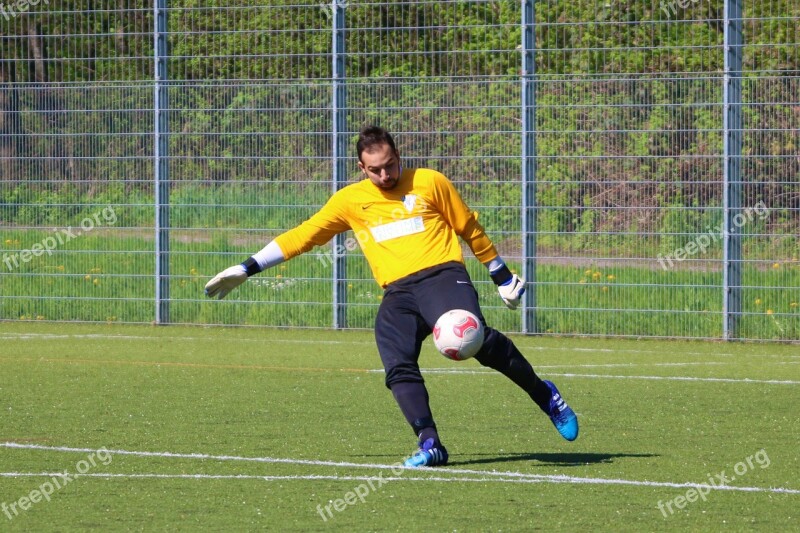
left=375, top=261, right=486, bottom=387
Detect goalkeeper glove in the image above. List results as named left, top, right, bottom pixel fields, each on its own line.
left=205, top=244, right=283, bottom=300
left=204, top=264, right=248, bottom=300
left=490, top=263, right=525, bottom=310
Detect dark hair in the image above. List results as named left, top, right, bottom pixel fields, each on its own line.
left=356, top=125, right=398, bottom=162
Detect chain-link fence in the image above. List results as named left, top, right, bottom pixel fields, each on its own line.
left=1, top=0, right=797, bottom=340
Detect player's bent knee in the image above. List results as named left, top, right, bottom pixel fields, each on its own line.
left=384, top=365, right=425, bottom=389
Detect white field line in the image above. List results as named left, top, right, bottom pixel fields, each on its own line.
left=546, top=373, right=800, bottom=385
left=0, top=472, right=537, bottom=484
left=394, top=368, right=800, bottom=385
left=3, top=332, right=799, bottom=359
left=1, top=443, right=798, bottom=495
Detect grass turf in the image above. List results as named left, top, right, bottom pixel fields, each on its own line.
left=0, top=322, right=798, bottom=531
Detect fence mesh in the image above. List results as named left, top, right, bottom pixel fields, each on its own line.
left=0, top=0, right=797, bottom=339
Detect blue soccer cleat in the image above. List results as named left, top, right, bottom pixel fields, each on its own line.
left=403, top=437, right=449, bottom=467
left=543, top=380, right=579, bottom=441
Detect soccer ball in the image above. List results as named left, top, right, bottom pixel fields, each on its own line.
left=432, top=309, right=485, bottom=361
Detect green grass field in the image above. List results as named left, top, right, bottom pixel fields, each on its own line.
left=1, top=322, right=797, bottom=531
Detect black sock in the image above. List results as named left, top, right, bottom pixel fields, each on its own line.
left=475, top=328, right=551, bottom=413
left=390, top=381, right=440, bottom=443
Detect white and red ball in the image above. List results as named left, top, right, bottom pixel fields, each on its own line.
left=432, top=309, right=485, bottom=361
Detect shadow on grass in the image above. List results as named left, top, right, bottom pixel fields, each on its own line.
left=448, top=452, right=658, bottom=467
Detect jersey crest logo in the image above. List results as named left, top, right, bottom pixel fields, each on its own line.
left=401, top=194, right=417, bottom=213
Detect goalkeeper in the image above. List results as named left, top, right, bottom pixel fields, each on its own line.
left=205, top=125, right=578, bottom=467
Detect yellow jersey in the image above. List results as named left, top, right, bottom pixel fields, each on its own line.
left=274, top=168, right=499, bottom=287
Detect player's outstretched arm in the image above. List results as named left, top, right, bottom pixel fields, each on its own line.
left=204, top=240, right=286, bottom=300
left=485, top=258, right=525, bottom=310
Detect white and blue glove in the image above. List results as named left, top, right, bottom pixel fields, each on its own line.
left=489, top=262, right=525, bottom=310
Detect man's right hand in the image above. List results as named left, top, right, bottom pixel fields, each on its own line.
left=204, top=264, right=248, bottom=300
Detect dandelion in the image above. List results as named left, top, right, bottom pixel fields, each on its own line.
left=579, top=279, right=587, bottom=284
left=754, top=298, right=762, bottom=306
left=791, top=302, right=798, bottom=309
left=84, top=275, right=92, bottom=281
left=276, top=274, right=283, bottom=279
left=36, top=315, right=45, bottom=320
left=602, top=286, right=609, bottom=292
left=4, top=239, right=11, bottom=245
left=607, top=274, right=616, bottom=281
left=592, top=271, right=602, bottom=281
left=584, top=269, right=592, bottom=276
left=347, top=283, right=353, bottom=289
left=189, top=267, right=198, bottom=275
left=93, top=278, right=100, bottom=286
left=766, top=309, right=774, bottom=315
left=57, top=265, right=65, bottom=271
left=772, top=263, right=780, bottom=269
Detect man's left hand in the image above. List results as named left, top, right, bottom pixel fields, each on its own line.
left=497, top=275, right=525, bottom=310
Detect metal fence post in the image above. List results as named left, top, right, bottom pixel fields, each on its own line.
left=332, top=0, right=348, bottom=329
left=154, top=0, right=170, bottom=324
left=722, top=0, right=743, bottom=339
left=521, top=0, right=537, bottom=334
